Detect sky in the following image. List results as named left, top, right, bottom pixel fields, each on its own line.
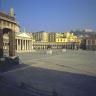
left=0, top=0, right=96, bottom=32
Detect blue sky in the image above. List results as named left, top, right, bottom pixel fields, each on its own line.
left=1, top=0, right=96, bottom=32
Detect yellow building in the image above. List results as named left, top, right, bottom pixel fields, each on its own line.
left=56, top=33, right=67, bottom=42
left=55, top=32, right=80, bottom=43
left=56, top=38, right=67, bottom=42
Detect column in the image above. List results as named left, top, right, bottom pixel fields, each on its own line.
left=26, top=40, right=27, bottom=50
left=25, top=39, right=26, bottom=50
left=23, top=40, right=25, bottom=50
left=22, top=40, right=23, bottom=50
left=20, top=39, right=22, bottom=50
left=21, top=40, right=22, bottom=50
left=28, top=40, right=29, bottom=50
left=31, top=40, right=33, bottom=50
left=29, top=40, right=31, bottom=50
left=22, top=40, right=24, bottom=50
left=27, top=40, right=29, bottom=50
left=0, top=29, right=3, bottom=58
left=9, top=30, right=15, bottom=57
left=19, top=39, right=21, bottom=51
left=16, top=39, right=18, bottom=51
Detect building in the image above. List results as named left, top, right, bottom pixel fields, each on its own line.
left=0, top=9, right=20, bottom=32
left=0, top=9, right=34, bottom=56
left=15, top=32, right=34, bottom=52
left=0, top=8, right=82, bottom=53
left=86, top=34, right=96, bottom=50
left=33, top=32, right=81, bottom=50
left=32, top=31, right=48, bottom=42
left=55, top=32, right=80, bottom=43
left=55, top=32, right=67, bottom=42
left=48, top=32, right=56, bottom=42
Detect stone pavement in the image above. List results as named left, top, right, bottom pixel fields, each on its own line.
left=1, top=50, right=96, bottom=96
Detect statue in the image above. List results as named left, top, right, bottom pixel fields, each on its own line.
left=9, top=8, right=15, bottom=17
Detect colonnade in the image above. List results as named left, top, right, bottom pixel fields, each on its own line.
left=33, top=42, right=79, bottom=50
left=16, top=39, right=33, bottom=52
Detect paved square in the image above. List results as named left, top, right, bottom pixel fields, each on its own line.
left=2, top=50, right=96, bottom=96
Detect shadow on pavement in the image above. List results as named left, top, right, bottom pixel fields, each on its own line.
left=0, top=63, right=96, bottom=96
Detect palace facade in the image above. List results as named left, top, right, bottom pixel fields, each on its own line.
left=32, top=31, right=81, bottom=50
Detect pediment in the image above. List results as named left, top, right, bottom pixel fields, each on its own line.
left=16, top=33, right=31, bottom=38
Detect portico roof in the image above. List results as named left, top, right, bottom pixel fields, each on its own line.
left=15, top=32, right=33, bottom=38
